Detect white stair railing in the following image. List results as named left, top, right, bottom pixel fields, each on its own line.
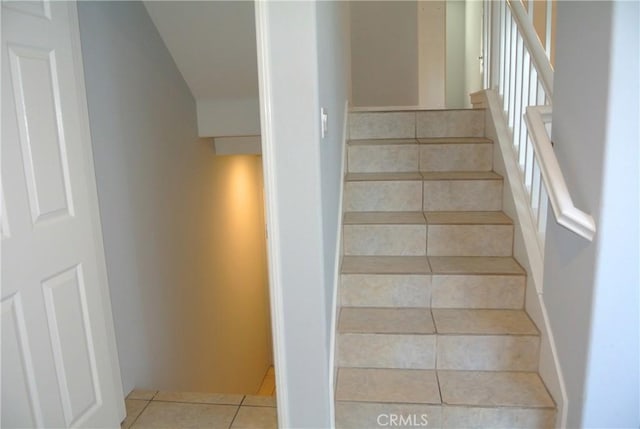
left=483, top=0, right=595, bottom=246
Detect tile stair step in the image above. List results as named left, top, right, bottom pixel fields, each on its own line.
left=343, top=171, right=504, bottom=212
left=335, top=369, right=555, bottom=428
left=337, top=308, right=539, bottom=371
left=348, top=109, right=486, bottom=140
left=346, top=137, right=494, bottom=173
left=340, top=256, right=525, bottom=309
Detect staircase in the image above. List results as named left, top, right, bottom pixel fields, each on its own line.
left=334, top=109, right=556, bottom=428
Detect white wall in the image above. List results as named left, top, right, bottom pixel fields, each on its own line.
left=78, top=1, right=272, bottom=395
left=350, top=1, right=418, bottom=106
left=544, top=1, right=639, bottom=427
left=464, top=0, right=483, bottom=107
left=256, top=1, right=350, bottom=426
left=446, top=0, right=466, bottom=108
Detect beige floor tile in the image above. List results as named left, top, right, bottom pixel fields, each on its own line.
left=231, top=406, right=278, bottom=429
left=432, top=309, right=538, bottom=335
left=437, top=335, right=539, bottom=371
left=418, top=137, right=492, bottom=144
left=425, top=211, right=512, bottom=225
left=336, top=368, right=441, bottom=404
left=341, top=256, right=430, bottom=274
left=153, top=391, right=244, bottom=405
left=345, top=180, right=423, bottom=212
left=344, top=211, right=426, bottom=225
left=336, top=402, right=441, bottom=429
left=127, top=389, right=157, bottom=400
left=338, top=333, right=436, bottom=369
left=242, top=395, right=276, bottom=407
left=428, top=256, right=524, bottom=275
left=423, top=179, right=502, bottom=211
left=427, top=224, right=513, bottom=257
left=131, top=401, right=237, bottom=428
left=419, top=142, right=493, bottom=172
left=340, top=274, right=431, bottom=308
left=339, top=307, right=435, bottom=334
left=349, top=138, right=418, bottom=146
left=347, top=172, right=423, bottom=181
left=344, top=224, right=427, bottom=256
left=438, top=371, right=555, bottom=408
left=442, top=405, right=556, bottom=428
left=349, top=112, right=416, bottom=140
left=421, top=171, right=501, bottom=180
left=348, top=144, right=419, bottom=173
left=121, top=399, right=149, bottom=429
left=431, top=274, right=524, bottom=309
left=416, top=110, right=485, bottom=138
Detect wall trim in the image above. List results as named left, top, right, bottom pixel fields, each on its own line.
left=254, top=3, right=290, bottom=427
left=484, top=89, right=568, bottom=428
left=327, top=99, right=349, bottom=427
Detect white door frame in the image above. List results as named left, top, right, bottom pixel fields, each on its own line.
left=254, top=3, right=290, bottom=427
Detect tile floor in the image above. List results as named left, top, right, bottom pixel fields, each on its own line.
left=121, top=389, right=277, bottom=429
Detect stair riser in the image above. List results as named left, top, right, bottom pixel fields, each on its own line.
left=344, top=225, right=426, bottom=256
left=338, top=333, right=538, bottom=371
left=338, top=333, right=436, bottom=369
left=348, top=144, right=418, bottom=173
left=340, top=274, right=431, bottom=308
left=427, top=225, right=513, bottom=257
left=437, top=335, right=540, bottom=371
left=345, top=181, right=423, bottom=212
left=336, top=402, right=440, bottom=429
left=423, top=180, right=502, bottom=211
left=340, top=273, right=524, bottom=309
left=336, top=403, right=555, bottom=429
left=431, top=274, right=525, bottom=309
left=420, top=143, right=492, bottom=172
left=348, top=110, right=485, bottom=140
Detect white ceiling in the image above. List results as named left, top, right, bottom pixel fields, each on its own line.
left=144, top=1, right=259, bottom=101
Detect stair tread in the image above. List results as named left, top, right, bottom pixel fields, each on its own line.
left=432, top=309, right=538, bottom=335
left=336, top=368, right=441, bottom=404
left=346, top=172, right=422, bottom=181
left=429, top=256, right=525, bottom=275
left=344, top=211, right=426, bottom=225
left=438, top=370, right=555, bottom=408
left=348, top=138, right=418, bottom=146
left=418, top=137, right=493, bottom=144
left=422, top=171, right=502, bottom=180
left=425, top=211, right=512, bottom=225
left=342, top=256, right=430, bottom=274
left=335, top=368, right=554, bottom=409
left=346, top=171, right=503, bottom=182
left=339, top=307, right=435, bottom=334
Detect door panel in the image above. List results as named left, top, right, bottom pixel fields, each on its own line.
left=2, top=1, right=124, bottom=427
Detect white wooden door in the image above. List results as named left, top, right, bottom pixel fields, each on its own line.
left=1, top=1, right=125, bottom=427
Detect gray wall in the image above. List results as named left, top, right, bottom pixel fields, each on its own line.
left=78, top=1, right=272, bottom=395
left=256, top=1, right=350, bottom=426
left=545, top=1, right=639, bottom=427
left=350, top=1, right=418, bottom=106
left=446, top=0, right=466, bottom=108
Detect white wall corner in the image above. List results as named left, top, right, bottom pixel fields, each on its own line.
left=482, top=89, right=568, bottom=429
left=197, top=97, right=261, bottom=137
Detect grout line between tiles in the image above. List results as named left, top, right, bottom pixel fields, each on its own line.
left=227, top=404, right=242, bottom=429
left=126, top=399, right=152, bottom=429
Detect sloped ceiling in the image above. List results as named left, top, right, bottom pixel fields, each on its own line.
left=143, top=1, right=259, bottom=101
